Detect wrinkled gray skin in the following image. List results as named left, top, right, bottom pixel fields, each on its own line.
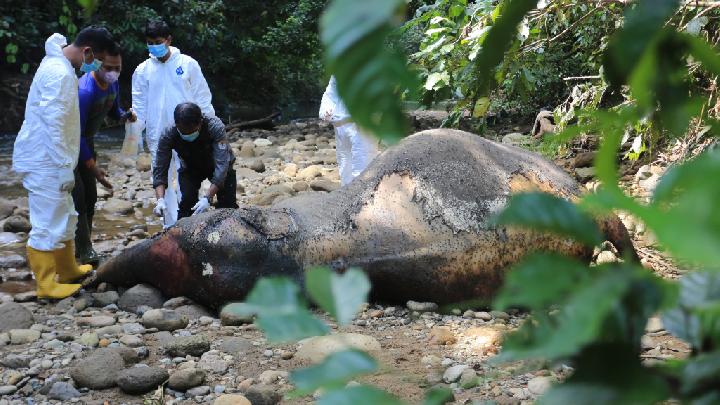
left=91, top=129, right=634, bottom=309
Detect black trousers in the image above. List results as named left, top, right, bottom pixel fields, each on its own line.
left=72, top=139, right=97, bottom=227
left=178, top=168, right=238, bottom=219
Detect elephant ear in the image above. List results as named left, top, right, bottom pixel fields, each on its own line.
left=238, top=207, right=298, bottom=240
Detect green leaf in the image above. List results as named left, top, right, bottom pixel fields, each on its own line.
left=494, top=253, right=592, bottom=311
left=321, top=0, right=419, bottom=143
left=244, top=277, right=305, bottom=315
left=306, top=267, right=371, bottom=326
left=663, top=272, right=720, bottom=348
left=680, top=352, right=720, bottom=396
left=256, top=312, right=329, bottom=344
left=496, top=192, right=603, bottom=246
left=317, top=385, right=404, bottom=405
left=290, top=350, right=377, bottom=395
left=472, top=0, right=537, bottom=97
left=423, top=387, right=454, bottom=405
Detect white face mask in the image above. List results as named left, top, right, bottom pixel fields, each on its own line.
left=102, top=71, right=120, bottom=83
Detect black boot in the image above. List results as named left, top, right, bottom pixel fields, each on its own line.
left=75, top=212, right=99, bottom=266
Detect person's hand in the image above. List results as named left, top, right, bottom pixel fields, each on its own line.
left=122, top=109, right=138, bottom=123
left=58, top=168, right=75, bottom=192
left=154, top=198, right=167, bottom=217
left=93, top=166, right=113, bottom=190
left=322, top=110, right=333, bottom=122
left=191, top=197, right=210, bottom=216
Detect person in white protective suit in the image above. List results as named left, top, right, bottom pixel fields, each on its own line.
left=131, top=19, right=215, bottom=228
left=12, top=27, right=117, bottom=299
left=319, top=76, right=379, bottom=186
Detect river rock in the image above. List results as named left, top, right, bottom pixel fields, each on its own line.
left=245, top=158, right=266, bottom=173
left=0, top=302, right=34, bottom=332
left=239, top=141, right=255, bottom=158
left=0, top=253, right=26, bottom=268
left=0, top=232, right=22, bottom=246
left=244, top=385, right=282, bottom=405
left=77, top=332, right=99, bottom=347
left=528, top=376, right=553, bottom=395
left=122, top=322, right=146, bottom=335
left=0, top=199, right=16, bottom=220
left=3, top=215, right=31, bottom=233
left=309, top=178, right=340, bottom=192
left=406, top=301, right=438, bottom=312
left=168, top=368, right=206, bottom=391
left=9, top=328, right=40, bottom=344
left=142, top=309, right=188, bottom=331
left=77, top=315, right=116, bottom=328
left=1, top=354, right=31, bottom=369
left=501, top=132, right=530, bottom=147
left=214, top=394, right=251, bottom=405
left=0, top=385, right=17, bottom=395
left=218, top=337, right=252, bottom=356
left=70, top=348, right=125, bottom=389
left=164, top=334, right=211, bottom=357
left=258, top=370, right=288, bottom=384
left=296, top=333, right=381, bottom=363
left=283, top=163, right=298, bottom=176
left=119, top=335, right=144, bottom=347
left=443, top=364, right=469, bottom=383
left=136, top=154, right=152, bottom=172
left=163, top=296, right=192, bottom=309
left=575, top=167, right=596, bottom=182
left=116, top=366, right=169, bottom=394
left=47, top=381, right=81, bottom=401
left=254, top=138, right=273, bottom=147
left=220, top=303, right=254, bottom=326
left=175, top=304, right=213, bottom=320
left=298, top=165, right=322, bottom=179
left=198, top=352, right=229, bottom=374
left=103, top=198, right=134, bottom=215
left=91, top=291, right=120, bottom=306
left=118, top=284, right=165, bottom=312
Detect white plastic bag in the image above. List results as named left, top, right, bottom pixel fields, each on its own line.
left=121, top=120, right=143, bottom=157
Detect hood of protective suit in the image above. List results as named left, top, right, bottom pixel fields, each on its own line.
left=45, top=33, right=67, bottom=58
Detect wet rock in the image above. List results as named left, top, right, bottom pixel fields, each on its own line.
left=220, top=303, right=254, bottom=326
left=142, top=308, right=188, bottom=331
left=0, top=253, right=26, bottom=269
left=528, top=376, right=553, bottom=395
left=296, top=333, right=381, bottom=363
left=91, top=291, right=119, bottom=307
left=245, top=384, right=282, bottom=405
left=214, top=394, right=252, bottom=405
left=309, top=178, right=340, bottom=192
left=175, top=304, right=213, bottom=320
left=118, top=284, right=165, bottom=312
left=0, top=302, right=34, bottom=332
left=103, top=198, right=134, bottom=215
left=407, top=301, right=438, bottom=312
left=168, top=368, right=206, bottom=391
left=164, top=334, right=211, bottom=357
left=9, top=328, right=40, bottom=344
left=219, top=337, right=252, bottom=356
left=70, top=349, right=125, bottom=389
left=77, top=315, right=116, bottom=328
left=443, top=364, right=469, bottom=383
left=258, top=370, right=288, bottom=384
left=47, top=381, right=81, bottom=401
left=3, top=215, right=31, bottom=233
left=116, top=366, right=169, bottom=394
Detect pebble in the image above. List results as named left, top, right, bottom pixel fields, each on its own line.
left=528, top=376, right=553, bottom=395
left=443, top=364, right=469, bottom=383
left=0, top=385, right=17, bottom=395
left=76, top=315, right=116, bottom=328
left=141, top=308, right=189, bottom=331
left=91, top=291, right=120, bottom=307
left=187, top=385, right=212, bottom=397
left=407, top=300, right=438, bottom=312
left=9, top=328, right=41, bottom=344
left=116, top=366, right=170, bottom=394
left=77, top=332, right=99, bottom=347
left=258, top=370, right=288, bottom=384
left=214, top=394, right=252, bottom=405
left=47, top=381, right=81, bottom=401
left=164, top=334, right=211, bottom=357
left=168, top=368, right=206, bottom=391
left=117, top=284, right=165, bottom=313
left=119, top=334, right=144, bottom=347
left=220, top=303, right=254, bottom=326
left=0, top=302, right=35, bottom=332
left=70, top=348, right=125, bottom=389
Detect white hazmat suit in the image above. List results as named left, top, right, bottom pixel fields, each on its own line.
left=12, top=34, right=80, bottom=251
left=132, top=46, right=215, bottom=227
left=319, top=76, right=378, bottom=186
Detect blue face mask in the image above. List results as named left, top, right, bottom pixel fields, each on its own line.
left=177, top=128, right=200, bottom=142
left=80, top=53, right=102, bottom=73
left=148, top=43, right=169, bottom=58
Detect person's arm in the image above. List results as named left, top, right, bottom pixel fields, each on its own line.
left=38, top=70, right=77, bottom=173
left=152, top=130, right=173, bottom=195
left=208, top=119, right=232, bottom=200
left=187, top=59, right=215, bottom=117
left=131, top=64, right=148, bottom=132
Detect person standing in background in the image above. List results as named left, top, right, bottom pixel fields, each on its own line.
left=131, top=19, right=215, bottom=228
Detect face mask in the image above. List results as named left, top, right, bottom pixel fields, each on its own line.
left=148, top=43, right=169, bottom=58
left=101, top=71, right=120, bottom=83
left=80, top=52, right=103, bottom=73
left=177, top=128, right=200, bottom=142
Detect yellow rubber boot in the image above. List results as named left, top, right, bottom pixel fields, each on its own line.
left=54, top=241, right=93, bottom=283
left=27, top=246, right=81, bottom=299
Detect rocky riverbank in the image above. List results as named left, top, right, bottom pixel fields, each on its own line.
left=0, top=119, right=690, bottom=404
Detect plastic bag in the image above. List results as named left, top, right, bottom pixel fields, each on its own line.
left=121, top=120, right=143, bottom=156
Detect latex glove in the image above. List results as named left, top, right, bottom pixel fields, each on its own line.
left=192, top=197, right=210, bottom=216
left=58, top=168, right=75, bottom=192
left=153, top=197, right=167, bottom=217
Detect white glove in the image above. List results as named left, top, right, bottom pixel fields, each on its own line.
left=153, top=198, right=167, bottom=217
left=58, top=167, right=75, bottom=192
left=192, top=197, right=210, bottom=216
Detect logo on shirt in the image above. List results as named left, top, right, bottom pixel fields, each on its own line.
left=176, top=67, right=184, bottom=76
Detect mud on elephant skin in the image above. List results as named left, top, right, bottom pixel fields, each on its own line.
left=89, top=129, right=635, bottom=310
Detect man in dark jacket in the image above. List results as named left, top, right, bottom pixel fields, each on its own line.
left=152, top=102, right=237, bottom=220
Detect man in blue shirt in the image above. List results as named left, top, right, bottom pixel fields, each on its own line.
left=74, top=43, right=135, bottom=264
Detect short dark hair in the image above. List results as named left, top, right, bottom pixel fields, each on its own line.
left=73, top=26, right=116, bottom=54
left=174, top=103, right=203, bottom=128
left=145, top=19, right=171, bottom=38
left=106, top=42, right=122, bottom=57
